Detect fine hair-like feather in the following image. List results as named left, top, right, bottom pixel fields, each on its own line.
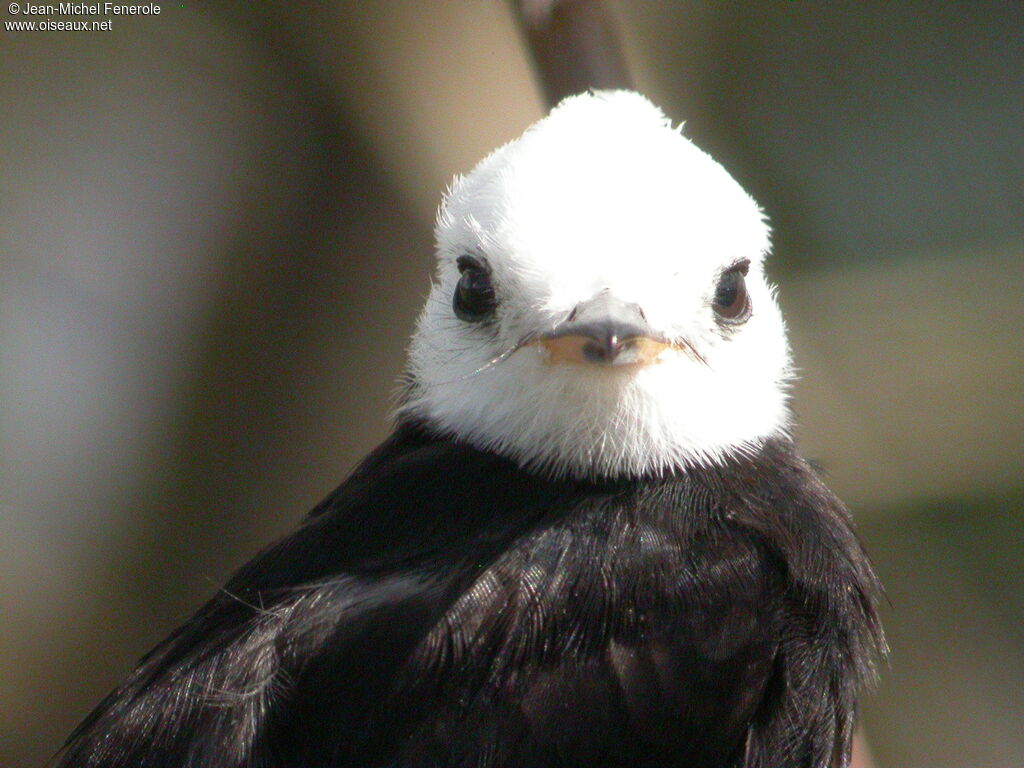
left=58, top=424, right=884, bottom=767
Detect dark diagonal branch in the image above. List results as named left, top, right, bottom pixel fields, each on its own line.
left=512, top=0, right=633, bottom=109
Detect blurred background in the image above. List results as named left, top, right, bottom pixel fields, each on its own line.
left=1, top=2, right=1022, bottom=766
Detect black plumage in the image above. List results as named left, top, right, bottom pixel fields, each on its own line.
left=58, top=420, right=884, bottom=768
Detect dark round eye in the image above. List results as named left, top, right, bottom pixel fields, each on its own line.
left=453, top=256, right=497, bottom=322
left=712, top=262, right=751, bottom=322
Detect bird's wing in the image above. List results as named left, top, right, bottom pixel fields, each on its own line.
left=727, top=441, right=886, bottom=768
left=56, top=425, right=565, bottom=768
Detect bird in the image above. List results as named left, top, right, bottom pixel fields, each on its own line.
left=57, top=90, right=885, bottom=768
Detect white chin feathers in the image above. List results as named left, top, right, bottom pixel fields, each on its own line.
left=400, top=334, right=792, bottom=479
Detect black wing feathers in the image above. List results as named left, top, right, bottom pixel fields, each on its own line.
left=58, top=427, right=883, bottom=768
left=57, top=425, right=573, bottom=767
left=727, top=442, right=885, bottom=768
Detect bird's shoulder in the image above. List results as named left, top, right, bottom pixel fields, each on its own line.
left=58, top=427, right=879, bottom=768
left=54, top=423, right=575, bottom=767
left=346, top=432, right=878, bottom=767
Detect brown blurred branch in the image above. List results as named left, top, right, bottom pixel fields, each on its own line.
left=512, top=0, right=632, bottom=109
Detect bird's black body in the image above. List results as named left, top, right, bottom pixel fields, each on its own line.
left=59, top=422, right=883, bottom=768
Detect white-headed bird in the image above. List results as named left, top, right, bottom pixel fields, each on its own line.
left=59, top=91, right=884, bottom=768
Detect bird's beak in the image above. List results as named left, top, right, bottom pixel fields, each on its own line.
left=534, top=290, right=672, bottom=367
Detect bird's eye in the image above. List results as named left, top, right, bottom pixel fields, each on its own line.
left=712, top=261, right=752, bottom=323
left=453, top=256, right=497, bottom=322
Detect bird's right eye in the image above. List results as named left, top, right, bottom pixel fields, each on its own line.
left=453, top=256, right=497, bottom=322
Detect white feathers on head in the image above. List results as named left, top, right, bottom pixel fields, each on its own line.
left=399, top=90, right=793, bottom=479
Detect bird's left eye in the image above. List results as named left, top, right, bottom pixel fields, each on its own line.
left=712, top=261, right=752, bottom=323
left=453, top=256, right=497, bottom=322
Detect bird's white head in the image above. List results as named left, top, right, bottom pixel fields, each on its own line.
left=400, top=91, right=792, bottom=479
